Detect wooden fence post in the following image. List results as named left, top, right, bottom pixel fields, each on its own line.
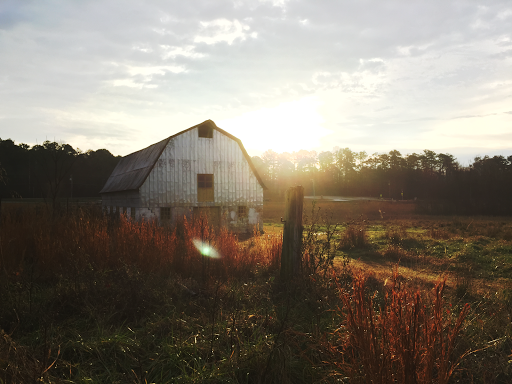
left=280, top=186, right=304, bottom=282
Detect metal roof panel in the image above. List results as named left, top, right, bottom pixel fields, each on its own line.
left=99, top=137, right=170, bottom=193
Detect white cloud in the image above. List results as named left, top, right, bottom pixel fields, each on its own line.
left=160, top=45, right=205, bottom=59
left=1, top=0, right=511, bottom=162
left=132, top=45, right=152, bottom=53
left=258, top=0, right=290, bottom=8
left=126, top=65, right=185, bottom=76
left=396, top=43, right=434, bottom=57
left=496, top=9, right=512, bottom=20
left=311, top=67, right=386, bottom=95
left=108, top=64, right=186, bottom=88
left=194, top=19, right=254, bottom=45
left=471, top=18, right=491, bottom=30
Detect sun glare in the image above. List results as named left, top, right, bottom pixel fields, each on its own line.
left=218, top=97, right=331, bottom=154
left=192, top=239, right=220, bottom=258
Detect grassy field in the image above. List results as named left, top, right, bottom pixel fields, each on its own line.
left=1, top=200, right=512, bottom=383
left=265, top=199, right=512, bottom=290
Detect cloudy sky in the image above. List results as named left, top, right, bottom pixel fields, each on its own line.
left=1, top=0, right=511, bottom=164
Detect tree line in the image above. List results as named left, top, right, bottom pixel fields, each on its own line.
left=0, top=138, right=120, bottom=205
left=1, top=138, right=511, bottom=214
left=252, top=148, right=512, bottom=215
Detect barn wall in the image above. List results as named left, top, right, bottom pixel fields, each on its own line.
left=101, top=191, right=147, bottom=220
left=139, top=128, right=264, bottom=231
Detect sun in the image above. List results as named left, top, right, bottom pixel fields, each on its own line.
left=218, top=96, right=331, bottom=154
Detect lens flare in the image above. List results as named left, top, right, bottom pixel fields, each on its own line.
left=192, top=239, right=220, bottom=259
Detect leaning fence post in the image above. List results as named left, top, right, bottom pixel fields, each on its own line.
left=280, top=186, right=304, bottom=282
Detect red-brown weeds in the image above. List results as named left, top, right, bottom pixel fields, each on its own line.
left=339, top=224, right=368, bottom=250
left=0, top=206, right=281, bottom=283
left=334, top=269, right=471, bottom=383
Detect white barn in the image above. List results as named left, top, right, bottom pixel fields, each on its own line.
left=100, top=120, right=266, bottom=232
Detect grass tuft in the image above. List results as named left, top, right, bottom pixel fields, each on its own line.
left=384, top=225, right=408, bottom=245
left=339, top=224, right=368, bottom=250
left=333, top=269, right=471, bottom=383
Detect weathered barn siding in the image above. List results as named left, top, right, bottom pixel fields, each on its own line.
left=139, top=127, right=263, bottom=230
left=140, top=128, right=263, bottom=206
left=100, top=120, right=265, bottom=232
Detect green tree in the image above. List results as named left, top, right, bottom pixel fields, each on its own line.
left=31, top=141, right=79, bottom=210
left=73, top=149, right=120, bottom=196
left=437, top=153, right=457, bottom=176
left=0, top=162, right=6, bottom=222
left=405, top=153, right=421, bottom=170
left=355, top=151, right=368, bottom=172
left=335, top=148, right=355, bottom=179
left=389, top=150, right=404, bottom=171
left=261, top=149, right=279, bottom=184
left=318, top=151, right=334, bottom=173
left=420, top=149, right=438, bottom=174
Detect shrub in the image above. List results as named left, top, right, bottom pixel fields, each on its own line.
left=333, top=270, right=471, bottom=383
left=382, top=244, right=410, bottom=262
left=339, top=225, right=368, bottom=250
left=0, top=205, right=282, bottom=285
left=0, top=329, right=56, bottom=383
left=385, top=226, right=408, bottom=245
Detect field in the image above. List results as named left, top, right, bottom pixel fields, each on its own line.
left=265, top=199, right=512, bottom=293
left=1, top=199, right=512, bottom=383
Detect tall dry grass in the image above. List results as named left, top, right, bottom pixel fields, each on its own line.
left=332, top=269, right=471, bottom=383
left=0, top=205, right=281, bottom=283
left=339, top=224, right=369, bottom=250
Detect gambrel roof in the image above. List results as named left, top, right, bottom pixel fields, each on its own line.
left=100, top=120, right=266, bottom=194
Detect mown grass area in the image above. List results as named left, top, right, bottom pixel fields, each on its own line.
left=1, top=201, right=512, bottom=383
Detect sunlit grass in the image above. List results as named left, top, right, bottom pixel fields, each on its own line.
left=1, top=202, right=512, bottom=382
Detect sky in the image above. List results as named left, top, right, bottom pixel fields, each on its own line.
left=1, top=0, right=511, bottom=165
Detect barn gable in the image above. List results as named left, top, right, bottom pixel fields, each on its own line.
left=100, top=120, right=265, bottom=194
left=100, top=120, right=266, bottom=232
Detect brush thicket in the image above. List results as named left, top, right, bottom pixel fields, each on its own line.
left=0, top=205, right=281, bottom=284
left=333, top=269, right=470, bottom=383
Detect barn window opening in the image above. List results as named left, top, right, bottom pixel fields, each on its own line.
left=130, top=207, right=136, bottom=220
left=238, top=206, right=248, bottom=219
left=123, top=207, right=127, bottom=216
left=197, top=174, right=214, bottom=202
left=161, top=207, right=171, bottom=221
left=198, top=125, right=213, bottom=138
